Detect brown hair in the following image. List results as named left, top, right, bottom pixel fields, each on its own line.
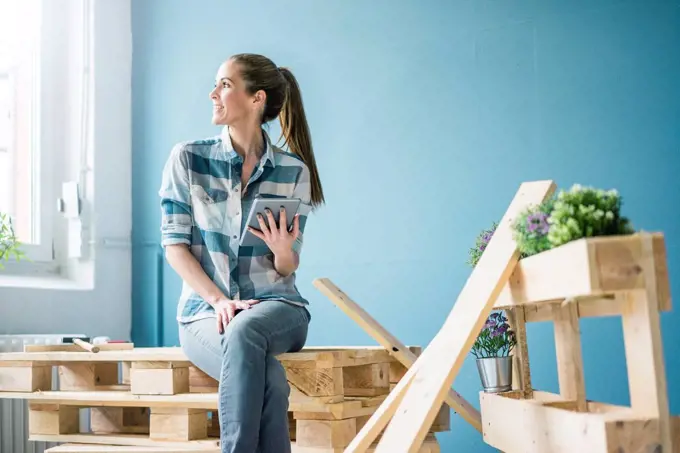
left=230, top=53, right=325, bottom=208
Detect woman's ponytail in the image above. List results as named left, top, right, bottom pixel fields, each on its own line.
left=278, top=67, right=325, bottom=208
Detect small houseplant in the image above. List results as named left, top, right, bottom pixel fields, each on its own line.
left=472, top=311, right=516, bottom=393
left=0, top=212, right=25, bottom=268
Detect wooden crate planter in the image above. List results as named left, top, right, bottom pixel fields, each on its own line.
left=482, top=232, right=677, bottom=453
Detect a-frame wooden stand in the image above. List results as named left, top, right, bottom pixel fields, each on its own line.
left=315, top=180, right=678, bottom=453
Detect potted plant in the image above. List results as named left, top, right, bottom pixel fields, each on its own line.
left=471, top=311, right=516, bottom=393
left=0, top=212, right=25, bottom=268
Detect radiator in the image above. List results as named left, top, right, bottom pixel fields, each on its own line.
left=0, top=334, right=86, bottom=453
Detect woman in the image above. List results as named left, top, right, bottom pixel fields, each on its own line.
left=158, top=53, right=324, bottom=453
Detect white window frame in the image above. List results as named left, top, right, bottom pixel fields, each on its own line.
left=0, top=0, right=93, bottom=279
left=0, top=0, right=57, bottom=269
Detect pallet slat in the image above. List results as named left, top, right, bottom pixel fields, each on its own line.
left=493, top=233, right=671, bottom=311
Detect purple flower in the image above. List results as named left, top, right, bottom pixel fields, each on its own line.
left=526, top=212, right=550, bottom=235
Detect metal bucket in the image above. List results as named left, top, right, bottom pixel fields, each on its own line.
left=476, top=356, right=513, bottom=393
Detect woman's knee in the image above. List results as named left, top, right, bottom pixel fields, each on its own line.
left=220, top=313, right=268, bottom=355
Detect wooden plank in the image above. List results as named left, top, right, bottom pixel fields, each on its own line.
left=25, top=343, right=134, bottom=353
left=30, top=433, right=219, bottom=449
left=621, top=234, right=674, bottom=453
left=505, top=307, right=532, bottom=398
left=480, top=391, right=676, bottom=453
left=0, top=346, right=394, bottom=364
left=312, top=278, right=482, bottom=433
left=363, top=180, right=556, bottom=452
left=47, top=446, right=219, bottom=453
left=493, top=233, right=671, bottom=311
left=552, top=302, right=586, bottom=411
left=0, top=389, right=386, bottom=417
left=290, top=434, right=440, bottom=453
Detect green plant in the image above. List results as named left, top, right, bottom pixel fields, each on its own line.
left=0, top=212, right=25, bottom=268
left=468, top=184, right=635, bottom=265
left=471, top=311, right=516, bottom=359
left=467, top=221, right=498, bottom=268
left=511, top=197, right=556, bottom=257
left=546, top=184, right=634, bottom=248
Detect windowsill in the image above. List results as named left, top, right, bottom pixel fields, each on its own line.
left=0, top=259, right=94, bottom=290
left=0, top=272, right=91, bottom=290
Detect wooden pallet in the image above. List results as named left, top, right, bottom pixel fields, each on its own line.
left=0, top=345, right=448, bottom=451
left=336, top=180, right=678, bottom=452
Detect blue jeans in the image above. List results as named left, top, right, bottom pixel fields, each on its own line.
left=178, top=301, right=311, bottom=453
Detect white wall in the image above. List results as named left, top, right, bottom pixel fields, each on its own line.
left=0, top=0, right=132, bottom=340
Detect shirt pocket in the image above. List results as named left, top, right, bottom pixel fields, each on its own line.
left=190, top=185, right=229, bottom=232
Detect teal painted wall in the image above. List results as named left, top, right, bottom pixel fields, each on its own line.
left=131, top=1, right=680, bottom=451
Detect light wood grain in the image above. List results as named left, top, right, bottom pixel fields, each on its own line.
left=372, top=180, right=556, bottom=452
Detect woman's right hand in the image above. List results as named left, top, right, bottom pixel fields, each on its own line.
left=214, top=298, right=260, bottom=333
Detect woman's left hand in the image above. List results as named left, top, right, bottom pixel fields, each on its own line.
left=248, top=207, right=300, bottom=256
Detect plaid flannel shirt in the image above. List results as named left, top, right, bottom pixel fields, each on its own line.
left=158, top=128, right=312, bottom=323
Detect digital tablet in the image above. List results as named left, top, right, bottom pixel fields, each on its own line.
left=239, top=198, right=302, bottom=247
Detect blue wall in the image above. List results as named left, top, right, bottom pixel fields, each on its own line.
left=131, top=1, right=680, bottom=451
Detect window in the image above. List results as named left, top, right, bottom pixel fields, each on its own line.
left=0, top=0, right=53, bottom=263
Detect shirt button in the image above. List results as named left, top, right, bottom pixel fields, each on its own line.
left=235, top=188, right=239, bottom=192
left=233, top=235, right=237, bottom=239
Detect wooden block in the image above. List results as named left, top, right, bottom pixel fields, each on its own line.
left=189, top=366, right=218, bottom=393
left=149, top=407, right=207, bottom=441
left=285, top=367, right=344, bottom=397
left=29, top=403, right=80, bottom=435
left=343, top=363, right=389, bottom=397
left=91, top=407, right=149, bottom=434
left=429, top=403, right=450, bottom=432
left=296, top=418, right=357, bottom=448
left=130, top=363, right=189, bottom=395
left=0, top=363, right=51, bottom=391
left=59, top=364, right=95, bottom=390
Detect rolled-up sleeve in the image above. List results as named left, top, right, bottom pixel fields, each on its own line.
left=158, top=144, right=193, bottom=247
left=291, top=163, right=313, bottom=255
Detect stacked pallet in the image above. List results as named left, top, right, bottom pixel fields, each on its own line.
left=0, top=344, right=448, bottom=452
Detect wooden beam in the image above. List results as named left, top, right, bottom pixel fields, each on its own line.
left=505, top=307, right=532, bottom=398
left=552, top=302, right=586, bottom=411
left=313, top=278, right=482, bottom=432
left=621, top=234, right=674, bottom=452
left=368, top=180, right=556, bottom=452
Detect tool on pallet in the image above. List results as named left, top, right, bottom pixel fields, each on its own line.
left=73, top=338, right=100, bottom=353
